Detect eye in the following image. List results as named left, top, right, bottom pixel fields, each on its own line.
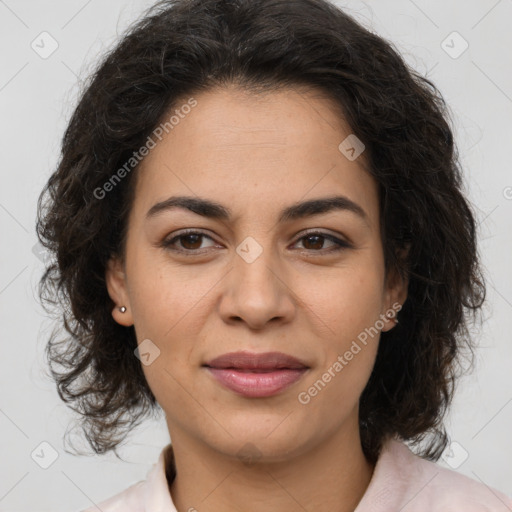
left=292, top=231, right=351, bottom=253
left=161, top=229, right=351, bottom=255
left=161, top=230, right=219, bottom=253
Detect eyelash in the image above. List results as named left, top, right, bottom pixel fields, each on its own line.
left=161, top=229, right=351, bottom=255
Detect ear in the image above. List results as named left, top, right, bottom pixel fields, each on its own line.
left=105, top=256, right=134, bottom=327
left=381, top=246, right=409, bottom=333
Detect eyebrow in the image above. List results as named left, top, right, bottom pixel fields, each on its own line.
left=146, top=195, right=369, bottom=225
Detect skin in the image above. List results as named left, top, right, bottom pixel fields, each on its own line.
left=106, top=84, right=408, bottom=512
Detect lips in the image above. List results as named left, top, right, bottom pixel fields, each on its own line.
left=203, top=351, right=309, bottom=398
left=204, top=351, right=309, bottom=371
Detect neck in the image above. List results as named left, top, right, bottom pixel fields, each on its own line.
left=167, top=420, right=375, bottom=512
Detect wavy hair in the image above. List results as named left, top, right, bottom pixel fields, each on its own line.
left=36, top=0, right=485, bottom=462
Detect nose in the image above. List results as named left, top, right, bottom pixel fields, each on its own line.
left=218, top=243, right=296, bottom=330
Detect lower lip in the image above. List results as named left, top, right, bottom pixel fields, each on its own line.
left=205, top=367, right=308, bottom=398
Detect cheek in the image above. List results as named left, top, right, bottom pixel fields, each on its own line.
left=126, top=263, right=207, bottom=414
left=294, top=261, right=384, bottom=399
left=295, top=261, right=384, bottom=337
left=125, top=248, right=216, bottom=382
left=126, top=244, right=208, bottom=336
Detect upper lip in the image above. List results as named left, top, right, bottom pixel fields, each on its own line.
left=203, top=351, right=309, bottom=370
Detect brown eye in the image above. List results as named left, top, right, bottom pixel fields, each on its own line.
left=179, top=233, right=203, bottom=250
left=162, top=230, right=218, bottom=253
left=294, top=232, right=350, bottom=253
left=301, top=234, right=325, bottom=250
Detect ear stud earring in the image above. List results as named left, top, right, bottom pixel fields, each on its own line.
left=118, top=306, right=127, bottom=313
left=386, top=309, right=399, bottom=324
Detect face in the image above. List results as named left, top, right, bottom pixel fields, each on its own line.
left=106, top=85, right=407, bottom=462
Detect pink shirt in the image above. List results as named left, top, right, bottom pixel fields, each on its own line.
left=80, top=439, right=512, bottom=511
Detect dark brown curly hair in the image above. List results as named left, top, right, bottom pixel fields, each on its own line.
left=36, top=0, right=485, bottom=463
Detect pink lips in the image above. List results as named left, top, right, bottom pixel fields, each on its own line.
left=203, top=351, right=309, bottom=398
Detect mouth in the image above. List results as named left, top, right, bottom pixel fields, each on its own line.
left=203, top=351, right=309, bottom=398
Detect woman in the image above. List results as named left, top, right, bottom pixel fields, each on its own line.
left=36, top=0, right=511, bottom=510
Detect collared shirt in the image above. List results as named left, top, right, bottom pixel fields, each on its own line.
left=79, top=438, right=512, bottom=511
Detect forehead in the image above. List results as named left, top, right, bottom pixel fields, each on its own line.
left=130, top=85, right=379, bottom=228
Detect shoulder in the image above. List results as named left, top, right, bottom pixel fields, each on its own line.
left=405, top=450, right=511, bottom=511
left=77, top=443, right=176, bottom=512
left=78, top=480, right=146, bottom=512
left=358, top=439, right=512, bottom=512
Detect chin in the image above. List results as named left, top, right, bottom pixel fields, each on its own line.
left=204, top=421, right=311, bottom=463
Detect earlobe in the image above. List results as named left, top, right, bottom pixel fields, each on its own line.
left=381, top=305, right=400, bottom=332
left=382, top=252, right=410, bottom=332
left=382, top=278, right=408, bottom=332
left=105, top=257, right=134, bottom=327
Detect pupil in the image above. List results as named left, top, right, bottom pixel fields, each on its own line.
left=305, top=235, right=323, bottom=250
left=182, top=234, right=202, bottom=249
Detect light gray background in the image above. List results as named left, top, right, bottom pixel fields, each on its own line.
left=0, top=1, right=511, bottom=510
